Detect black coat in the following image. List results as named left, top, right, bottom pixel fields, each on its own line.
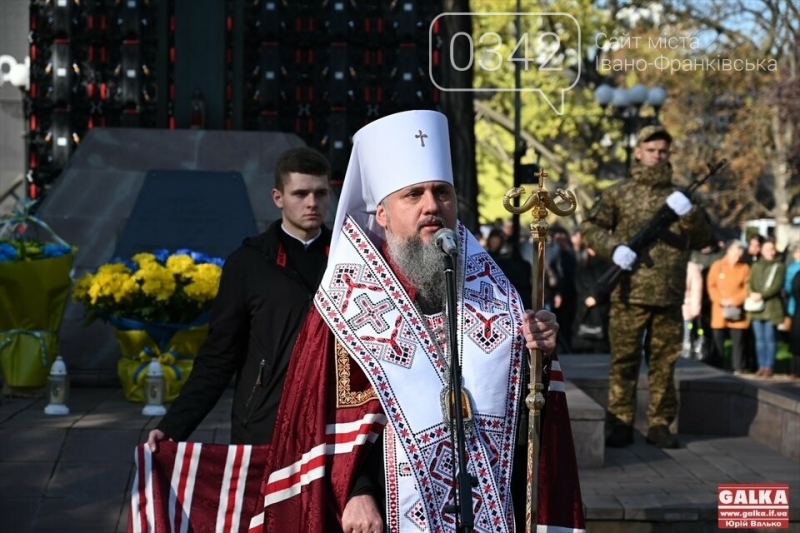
left=571, top=252, right=612, bottom=353
left=490, top=249, right=533, bottom=310
left=157, top=221, right=331, bottom=444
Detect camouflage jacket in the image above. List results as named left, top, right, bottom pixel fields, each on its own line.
left=580, top=163, right=713, bottom=307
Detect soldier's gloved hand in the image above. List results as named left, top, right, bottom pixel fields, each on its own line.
left=666, top=191, right=692, bottom=216
left=612, top=245, right=637, bottom=270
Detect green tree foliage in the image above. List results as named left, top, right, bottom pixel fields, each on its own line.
left=468, top=0, right=797, bottom=243
left=598, top=0, right=798, bottom=242
left=470, top=0, right=638, bottom=226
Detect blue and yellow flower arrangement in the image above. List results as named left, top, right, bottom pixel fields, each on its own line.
left=0, top=205, right=75, bottom=391
left=73, top=249, right=224, bottom=403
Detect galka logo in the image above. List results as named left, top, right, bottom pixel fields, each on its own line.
left=718, top=484, right=789, bottom=529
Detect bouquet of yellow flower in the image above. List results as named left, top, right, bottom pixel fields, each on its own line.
left=0, top=205, right=75, bottom=392
left=73, top=249, right=223, bottom=325
left=73, top=249, right=224, bottom=402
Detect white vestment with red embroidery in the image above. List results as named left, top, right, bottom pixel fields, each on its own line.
left=314, top=215, right=525, bottom=533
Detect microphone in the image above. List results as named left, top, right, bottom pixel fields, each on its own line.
left=433, top=228, right=459, bottom=257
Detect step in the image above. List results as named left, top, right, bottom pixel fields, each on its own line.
left=580, top=433, right=800, bottom=532
left=559, top=354, right=800, bottom=462
left=564, top=379, right=605, bottom=469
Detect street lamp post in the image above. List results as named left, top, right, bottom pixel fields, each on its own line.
left=594, top=83, right=667, bottom=171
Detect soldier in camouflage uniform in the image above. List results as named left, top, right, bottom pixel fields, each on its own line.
left=580, top=125, right=713, bottom=448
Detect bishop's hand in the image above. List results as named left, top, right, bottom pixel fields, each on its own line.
left=522, top=309, right=558, bottom=355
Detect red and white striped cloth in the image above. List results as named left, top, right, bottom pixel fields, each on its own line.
left=127, top=308, right=383, bottom=533
left=249, top=307, right=384, bottom=533
left=260, top=413, right=386, bottom=509
left=129, top=442, right=267, bottom=533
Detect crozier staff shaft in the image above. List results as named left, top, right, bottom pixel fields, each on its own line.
left=503, top=169, right=576, bottom=533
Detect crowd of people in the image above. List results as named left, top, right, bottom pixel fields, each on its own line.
left=684, top=234, right=800, bottom=379
left=478, top=218, right=800, bottom=380
left=476, top=218, right=800, bottom=378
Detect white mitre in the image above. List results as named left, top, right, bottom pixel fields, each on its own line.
left=331, top=110, right=454, bottom=249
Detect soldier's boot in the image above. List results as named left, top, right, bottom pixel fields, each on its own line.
left=646, top=424, right=679, bottom=449
left=605, top=425, right=634, bottom=448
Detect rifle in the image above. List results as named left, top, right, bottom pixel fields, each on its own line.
left=596, top=159, right=727, bottom=293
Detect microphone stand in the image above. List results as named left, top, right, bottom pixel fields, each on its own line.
left=442, top=251, right=474, bottom=532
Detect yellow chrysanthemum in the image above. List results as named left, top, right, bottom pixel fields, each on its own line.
left=96, top=263, right=129, bottom=275
left=88, top=271, right=131, bottom=305
left=184, top=263, right=222, bottom=302
left=132, top=252, right=157, bottom=267
left=134, top=263, right=176, bottom=301
left=197, top=263, right=222, bottom=285
left=135, top=260, right=163, bottom=274
left=198, top=263, right=222, bottom=277
left=166, top=254, right=196, bottom=276
left=73, top=272, right=94, bottom=301
left=183, top=280, right=215, bottom=302
left=113, top=274, right=139, bottom=303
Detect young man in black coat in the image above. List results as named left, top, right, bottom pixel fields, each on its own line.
left=147, top=147, right=332, bottom=447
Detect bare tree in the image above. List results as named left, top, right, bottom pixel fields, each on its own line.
left=658, top=0, right=799, bottom=241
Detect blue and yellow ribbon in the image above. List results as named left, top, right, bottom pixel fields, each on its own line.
left=132, top=345, right=195, bottom=386
left=113, top=324, right=208, bottom=403
left=0, top=328, right=54, bottom=368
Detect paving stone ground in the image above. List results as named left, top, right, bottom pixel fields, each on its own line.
left=582, top=430, right=799, bottom=531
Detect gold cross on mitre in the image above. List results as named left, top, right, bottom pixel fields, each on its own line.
left=415, top=129, right=428, bottom=147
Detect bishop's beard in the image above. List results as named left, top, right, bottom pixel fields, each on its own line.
left=386, top=231, right=451, bottom=313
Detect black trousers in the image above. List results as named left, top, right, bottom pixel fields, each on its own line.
left=712, top=328, right=746, bottom=372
